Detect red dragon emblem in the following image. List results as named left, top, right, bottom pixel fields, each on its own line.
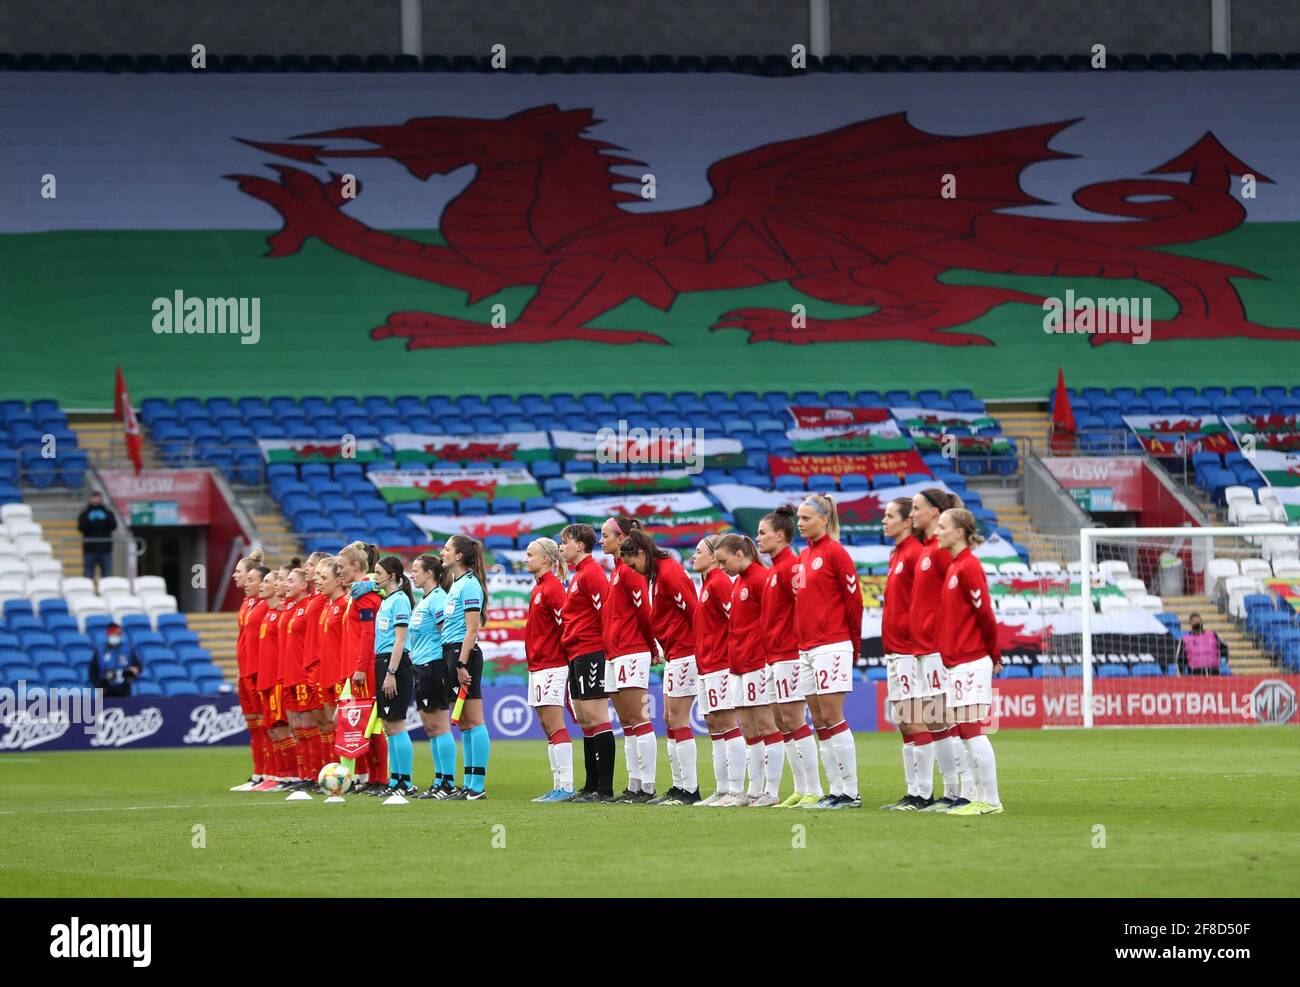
left=228, top=106, right=1288, bottom=348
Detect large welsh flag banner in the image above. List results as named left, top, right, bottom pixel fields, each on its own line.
left=768, top=450, right=930, bottom=481
left=386, top=431, right=551, bottom=463
left=786, top=419, right=911, bottom=454
left=1245, top=450, right=1300, bottom=486
left=369, top=468, right=542, bottom=503
left=554, top=491, right=728, bottom=545
left=788, top=407, right=892, bottom=428
left=711, top=479, right=952, bottom=538
left=564, top=469, right=693, bottom=494
left=1271, top=488, right=1300, bottom=520
left=258, top=438, right=383, bottom=463
left=409, top=508, right=567, bottom=542
left=1122, top=415, right=1235, bottom=456
left=550, top=430, right=745, bottom=469
left=1223, top=415, right=1300, bottom=454
left=889, top=406, right=999, bottom=432
left=909, top=431, right=1013, bottom=455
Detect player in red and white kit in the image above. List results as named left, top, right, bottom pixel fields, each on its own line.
left=618, top=529, right=701, bottom=805
left=879, top=497, right=929, bottom=810
left=692, top=536, right=746, bottom=807
left=935, top=508, right=1004, bottom=815
left=911, top=488, right=975, bottom=811
left=758, top=505, right=824, bottom=808
left=793, top=495, right=864, bottom=809
left=715, top=533, right=785, bottom=806
left=600, top=516, right=659, bottom=802
left=559, top=523, right=614, bottom=802
left=523, top=537, right=574, bottom=802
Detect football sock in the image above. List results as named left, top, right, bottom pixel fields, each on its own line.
left=292, top=727, right=312, bottom=781
left=745, top=736, right=765, bottom=797
left=369, top=733, right=389, bottom=787
left=622, top=729, right=641, bottom=792
left=595, top=725, right=616, bottom=795
left=902, top=737, right=918, bottom=797
left=792, top=723, right=821, bottom=796
left=911, top=731, right=935, bottom=800
left=763, top=732, right=784, bottom=797
left=672, top=727, right=697, bottom=792
left=462, top=724, right=490, bottom=792
left=934, top=728, right=960, bottom=798
left=965, top=734, right=999, bottom=805
left=549, top=728, right=574, bottom=790
left=580, top=727, right=597, bottom=792
left=709, top=732, right=728, bottom=793
left=827, top=721, right=858, bottom=799
left=666, top=737, right=680, bottom=790
left=546, top=739, right=558, bottom=789
left=319, top=724, right=335, bottom=764
left=724, top=728, right=746, bottom=795
left=633, top=723, right=657, bottom=795
left=430, top=737, right=443, bottom=784
left=435, top=733, right=457, bottom=787
left=816, top=725, right=844, bottom=797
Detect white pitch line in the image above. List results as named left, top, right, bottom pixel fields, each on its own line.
left=0, top=799, right=310, bottom=816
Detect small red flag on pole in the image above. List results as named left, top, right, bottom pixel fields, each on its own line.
left=1050, top=368, right=1076, bottom=453
left=114, top=366, right=143, bottom=474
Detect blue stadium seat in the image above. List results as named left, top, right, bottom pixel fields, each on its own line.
left=1001, top=665, right=1030, bottom=678
left=1097, top=664, right=1130, bottom=678
left=1032, top=664, right=1063, bottom=678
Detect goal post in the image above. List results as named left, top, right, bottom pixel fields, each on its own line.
left=1075, top=524, right=1299, bottom=728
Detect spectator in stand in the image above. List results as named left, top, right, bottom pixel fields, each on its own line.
left=77, top=491, right=118, bottom=580
left=1175, top=614, right=1228, bottom=676
left=89, top=623, right=141, bottom=697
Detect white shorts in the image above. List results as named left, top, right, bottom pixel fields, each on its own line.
left=730, top=669, right=769, bottom=708
left=885, top=653, right=919, bottom=703
left=527, top=666, right=568, bottom=708
left=915, top=653, right=948, bottom=698
left=798, top=641, right=854, bottom=695
left=663, top=654, right=699, bottom=699
left=767, top=659, right=803, bottom=705
left=947, top=656, right=993, bottom=708
left=610, top=651, right=650, bottom=691
left=697, top=669, right=734, bottom=714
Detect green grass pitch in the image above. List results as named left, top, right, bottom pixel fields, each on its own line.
left=1, top=728, right=1296, bottom=897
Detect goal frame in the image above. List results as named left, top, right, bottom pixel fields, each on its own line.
left=1078, top=524, right=1296, bottom=727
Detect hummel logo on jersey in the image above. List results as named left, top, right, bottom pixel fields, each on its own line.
left=591, top=594, right=602, bottom=610
left=631, top=590, right=643, bottom=607
left=673, top=593, right=686, bottom=610
left=948, top=575, right=959, bottom=589
left=845, top=574, right=857, bottom=590
left=551, top=608, right=563, bottom=625
left=812, top=557, right=824, bottom=570
left=921, top=557, right=932, bottom=571
left=970, top=590, right=983, bottom=607
left=722, top=602, right=732, bottom=614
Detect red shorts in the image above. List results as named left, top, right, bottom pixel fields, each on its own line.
left=321, top=679, right=345, bottom=705
left=238, top=677, right=262, bottom=716
left=283, top=681, right=322, bottom=713
left=261, top=685, right=286, bottom=727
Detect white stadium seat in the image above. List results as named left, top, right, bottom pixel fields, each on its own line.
left=0, top=503, right=33, bottom=527
left=28, top=557, right=63, bottom=579
left=1261, top=536, right=1300, bottom=559
left=1030, top=560, right=1063, bottom=576
left=1136, top=594, right=1164, bottom=613
left=1115, top=577, right=1147, bottom=600
left=1204, top=558, right=1239, bottom=597
left=15, top=537, right=52, bottom=559
left=997, top=597, right=1030, bottom=614
left=997, top=562, right=1031, bottom=577
left=97, top=576, right=132, bottom=595
left=1223, top=576, right=1262, bottom=619
left=1098, top=560, right=1131, bottom=582
left=133, top=575, right=167, bottom=596
left=1272, top=557, right=1300, bottom=580
left=981, top=563, right=998, bottom=576
left=1239, top=558, right=1273, bottom=581
left=1227, top=497, right=1259, bottom=524
left=1066, top=561, right=1084, bottom=577
left=27, top=574, right=63, bottom=603
left=69, top=596, right=110, bottom=631
left=60, top=576, right=95, bottom=596
left=0, top=538, right=17, bottom=559
left=5, top=519, right=41, bottom=540
left=1099, top=594, right=1131, bottom=613
left=1222, top=485, right=1256, bottom=505
left=0, top=557, right=26, bottom=579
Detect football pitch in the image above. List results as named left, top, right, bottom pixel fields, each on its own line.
left=1, top=728, right=1296, bottom=898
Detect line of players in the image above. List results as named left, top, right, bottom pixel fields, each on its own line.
left=521, top=489, right=1001, bottom=813
left=230, top=537, right=494, bottom=799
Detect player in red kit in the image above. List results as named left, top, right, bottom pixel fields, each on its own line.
left=523, top=537, right=574, bottom=802
left=600, top=516, right=659, bottom=803
left=620, top=528, right=701, bottom=806
left=793, top=495, right=864, bottom=809
left=338, top=541, right=387, bottom=794
left=315, top=558, right=349, bottom=775
left=253, top=569, right=298, bottom=791
left=559, top=523, right=614, bottom=801
left=691, top=536, right=745, bottom=807
left=230, top=550, right=267, bottom=791
left=758, top=505, right=824, bottom=808
left=879, top=497, right=930, bottom=810
left=936, top=508, right=1004, bottom=815
left=715, top=533, right=784, bottom=806
left=911, top=488, right=975, bottom=811
left=279, top=561, right=324, bottom=791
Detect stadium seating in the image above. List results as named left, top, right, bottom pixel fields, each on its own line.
left=0, top=402, right=86, bottom=491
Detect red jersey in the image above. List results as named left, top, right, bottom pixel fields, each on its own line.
left=235, top=596, right=263, bottom=680
left=603, top=559, right=655, bottom=659
left=255, top=603, right=284, bottom=691
left=793, top=535, right=863, bottom=660
left=525, top=571, right=567, bottom=672
left=909, top=535, right=953, bottom=656
left=761, top=546, right=799, bottom=664
left=318, top=594, right=348, bottom=687
left=694, top=567, right=733, bottom=675
left=649, top=556, right=697, bottom=660
left=882, top=536, right=925, bottom=655
left=279, top=596, right=311, bottom=686
left=938, top=546, right=1000, bottom=667
left=344, top=589, right=383, bottom=685
left=301, top=592, right=328, bottom=685
left=561, top=555, right=609, bottom=660
left=728, top=560, right=769, bottom=675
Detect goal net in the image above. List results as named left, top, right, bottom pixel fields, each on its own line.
left=990, top=525, right=1300, bottom=728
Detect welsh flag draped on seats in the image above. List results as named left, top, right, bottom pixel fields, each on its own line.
left=114, top=366, right=143, bottom=474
